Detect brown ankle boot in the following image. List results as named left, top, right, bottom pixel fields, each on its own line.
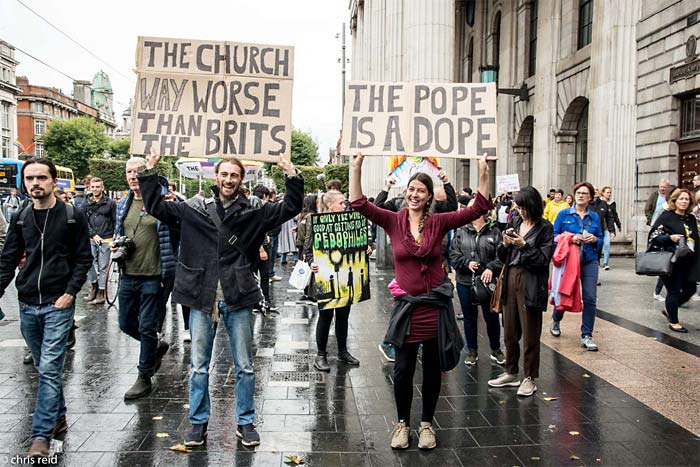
left=91, top=289, right=106, bottom=305
left=85, top=283, right=98, bottom=302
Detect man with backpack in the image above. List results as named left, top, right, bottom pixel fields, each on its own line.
left=0, top=158, right=92, bottom=458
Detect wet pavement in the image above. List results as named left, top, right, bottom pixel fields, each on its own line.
left=0, top=260, right=699, bottom=466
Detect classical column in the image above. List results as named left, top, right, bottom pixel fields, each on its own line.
left=531, top=0, right=560, bottom=191
left=384, top=0, right=403, bottom=81
left=587, top=0, right=640, bottom=239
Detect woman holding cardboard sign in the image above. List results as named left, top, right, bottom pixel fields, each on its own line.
left=349, top=152, right=492, bottom=451
left=305, top=191, right=362, bottom=372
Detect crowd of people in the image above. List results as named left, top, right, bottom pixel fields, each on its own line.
left=2, top=150, right=697, bottom=458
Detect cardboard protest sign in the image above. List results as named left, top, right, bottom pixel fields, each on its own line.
left=341, top=82, right=497, bottom=159
left=132, top=37, right=294, bottom=162
left=311, top=211, right=370, bottom=310
left=496, top=174, right=520, bottom=194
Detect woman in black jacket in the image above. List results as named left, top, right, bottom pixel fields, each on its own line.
left=449, top=202, right=504, bottom=366
left=649, top=188, right=699, bottom=332
left=488, top=187, right=554, bottom=397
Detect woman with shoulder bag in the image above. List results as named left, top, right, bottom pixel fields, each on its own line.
left=649, top=188, right=699, bottom=332
left=449, top=200, right=504, bottom=367
left=488, top=187, right=554, bottom=397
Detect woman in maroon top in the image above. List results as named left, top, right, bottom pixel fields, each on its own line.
left=349, top=153, right=492, bottom=450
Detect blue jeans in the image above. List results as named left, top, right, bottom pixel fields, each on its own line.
left=87, top=240, right=111, bottom=289
left=602, top=230, right=611, bottom=265
left=552, top=260, right=598, bottom=337
left=20, top=302, right=74, bottom=440
left=456, top=282, right=500, bottom=351
left=267, top=235, right=279, bottom=276
left=189, top=302, right=255, bottom=426
left=118, top=275, right=162, bottom=377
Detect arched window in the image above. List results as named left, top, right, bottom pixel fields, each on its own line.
left=467, top=38, right=474, bottom=83
left=492, top=12, right=501, bottom=69
left=575, top=103, right=589, bottom=181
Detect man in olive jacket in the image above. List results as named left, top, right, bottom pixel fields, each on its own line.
left=138, top=151, right=302, bottom=448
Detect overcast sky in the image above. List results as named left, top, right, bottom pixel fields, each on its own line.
left=0, top=0, right=349, bottom=162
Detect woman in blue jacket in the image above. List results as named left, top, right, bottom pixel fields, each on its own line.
left=550, top=181, right=604, bottom=351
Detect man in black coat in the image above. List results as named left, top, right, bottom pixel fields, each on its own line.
left=138, top=151, right=302, bottom=449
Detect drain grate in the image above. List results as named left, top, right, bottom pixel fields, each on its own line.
left=274, top=354, right=312, bottom=363
left=269, top=371, right=323, bottom=383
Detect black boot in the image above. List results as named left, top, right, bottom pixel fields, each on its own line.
left=314, top=352, right=331, bottom=372
left=154, top=341, right=170, bottom=374
left=338, top=350, right=360, bottom=366
left=124, top=374, right=152, bottom=400
left=66, top=321, right=77, bottom=349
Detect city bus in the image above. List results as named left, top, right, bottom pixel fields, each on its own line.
left=0, top=158, right=75, bottom=193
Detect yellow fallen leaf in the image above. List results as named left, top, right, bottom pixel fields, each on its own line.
left=284, top=454, right=305, bottom=465
left=156, top=433, right=170, bottom=438
left=152, top=416, right=163, bottom=420
left=169, top=443, right=191, bottom=453
left=531, top=456, right=541, bottom=460
left=582, top=373, right=590, bottom=378
left=569, top=431, right=580, bottom=436
left=543, top=397, right=558, bottom=401
left=570, top=455, right=580, bottom=460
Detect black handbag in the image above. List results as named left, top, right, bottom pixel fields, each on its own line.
left=635, top=250, right=674, bottom=276
left=471, top=271, right=498, bottom=304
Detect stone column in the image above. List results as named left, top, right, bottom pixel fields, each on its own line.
left=384, top=0, right=403, bottom=81
left=532, top=0, right=560, bottom=192
left=587, top=0, right=640, bottom=239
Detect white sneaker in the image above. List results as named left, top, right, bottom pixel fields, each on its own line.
left=692, top=294, right=700, bottom=302
left=488, top=372, right=520, bottom=388
left=581, top=335, right=599, bottom=351
left=517, top=377, right=537, bottom=397
left=183, top=330, right=191, bottom=343
left=653, top=293, right=665, bottom=301
left=417, top=422, right=436, bottom=450
left=270, top=275, right=282, bottom=282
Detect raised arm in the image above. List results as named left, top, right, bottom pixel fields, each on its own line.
left=348, top=154, right=398, bottom=230
left=260, top=154, right=304, bottom=231
left=437, top=156, right=493, bottom=231
left=138, top=149, right=188, bottom=224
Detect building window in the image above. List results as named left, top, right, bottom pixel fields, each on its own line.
left=467, top=38, right=474, bottom=83
left=529, top=0, right=538, bottom=77
left=35, top=143, right=44, bottom=157
left=1, top=137, right=9, bottom=158
left=681, top=93, right=700, bottom=139
left=35, top=101, right=45, bottom=113
left=575, top=103, right=589, bottom=181
left=578, top=0, right=593, bottom=49
left=492, top=12, right=501, bottom=70
left=35, top=120, right=46, bottom=136
left=1, top=102, right=9, bottom=130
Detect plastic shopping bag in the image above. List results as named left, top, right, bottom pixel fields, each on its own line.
left=289, top=260, right=312, bottom=290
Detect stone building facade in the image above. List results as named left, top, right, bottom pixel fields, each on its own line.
left=0, top=40, right=20, bottom=159
left=349, top=0, right=640, bottom=248
left=636, top=1, right=700, bottom=238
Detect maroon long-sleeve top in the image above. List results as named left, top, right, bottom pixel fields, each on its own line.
left=351, top=192, right=494, bottom=343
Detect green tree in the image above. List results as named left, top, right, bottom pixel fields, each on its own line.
left=108, top=139, right=131, bottom=159
left=290, top=129, right=319, bottom=166
left=88, top=158, right=173, bottom=192
left=42, top=117, right=109, bottom=178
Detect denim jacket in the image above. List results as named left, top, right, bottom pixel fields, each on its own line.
left=552, top=207, right=603, bottom=263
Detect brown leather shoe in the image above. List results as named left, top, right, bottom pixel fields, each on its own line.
left=84, top=282, right=98, bottom=302
left=28, top=438, right=50, bottom=457
left=53, top=415, right=68, bottom=440
left=91, top=290, right=106, bottom=305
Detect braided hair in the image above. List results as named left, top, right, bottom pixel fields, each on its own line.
left=406, top=172, right=434, bottom=246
